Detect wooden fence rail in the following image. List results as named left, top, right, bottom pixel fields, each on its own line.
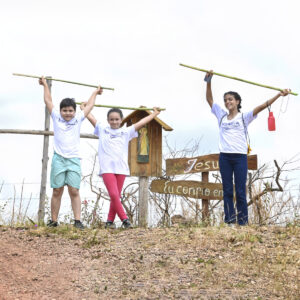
left=0, top=129, right=98, bottom=139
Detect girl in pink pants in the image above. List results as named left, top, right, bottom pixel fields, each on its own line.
left=102, top=173, right=127, bottom=224
left=82, top=104, right=161, bottom=228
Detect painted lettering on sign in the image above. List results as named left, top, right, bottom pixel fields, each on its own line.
left=151, top=179, right=224, bottom=200
left=184, top=159, right=219, bottom=173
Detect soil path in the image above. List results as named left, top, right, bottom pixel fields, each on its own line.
left=0, top=228, right=94, bottom=300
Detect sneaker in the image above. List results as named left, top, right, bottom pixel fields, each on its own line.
left=105, top=221, right=116, bottom=229
left=122, top=219, right=133, bottom=229
left=74, top=220, right=85, bottom=230
left=47, top=220, right=58, bottom=227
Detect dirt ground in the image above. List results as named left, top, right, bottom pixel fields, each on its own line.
left=0, top=225, right=299, bottom=300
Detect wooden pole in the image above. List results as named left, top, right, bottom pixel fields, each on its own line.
left=13, top=73, right=114, bottom=91
left=38, top=77, right=52, bottom=223
left=138, top=176, right=149, bottom=227
left=202, top=172, right=209, bottom=223
left=0, top=129, right=97, bottom=139
left=179, top=63, right=298, bottom=96
left=76, top=102, right=166, bottom=111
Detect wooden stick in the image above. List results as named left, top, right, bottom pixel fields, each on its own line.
left=179, top=63, right=298, bottom=96
left=13, top=73, right=114, bottom=91
left=76, top=102, right=166, bottom=111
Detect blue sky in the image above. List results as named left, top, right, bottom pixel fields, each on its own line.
left=0, top=0, right=299, bottom=218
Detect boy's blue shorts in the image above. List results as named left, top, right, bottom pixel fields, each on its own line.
left=50, top=153, right=81, bottom=189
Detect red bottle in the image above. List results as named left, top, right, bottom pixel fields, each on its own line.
left=268, top=111, right=276, bottom=131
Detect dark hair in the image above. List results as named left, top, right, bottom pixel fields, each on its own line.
left=60, top=98, right=76, bottom=111
left=107, top=108, right=123, bottom=119
left=224, top=91, right=242, bottom=112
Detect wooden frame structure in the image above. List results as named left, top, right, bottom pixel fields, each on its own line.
left=122, top=109, right=173, bottom=177
left=122, top=109, right=173, bottom=226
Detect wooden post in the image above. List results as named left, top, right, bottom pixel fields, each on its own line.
left=138, top=176, right=149, bottom=227
left=0, top=129, right=97, bottom=139
left=202, top=172, right=209, bottom=222
left=38, top=77, right=52, bottom=223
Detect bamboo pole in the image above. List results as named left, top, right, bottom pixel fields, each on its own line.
left=179, top=63, right=298, bottom=96
left=76, top=102, right=166, bottom=111
left=13, top=73, right=114, bottom=91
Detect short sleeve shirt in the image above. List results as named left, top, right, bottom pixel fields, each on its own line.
left=94, top=123, right=138, bottom=175
left=211, top=103, right=257, bottom=154
left=51, top=109, right=85, bottom=158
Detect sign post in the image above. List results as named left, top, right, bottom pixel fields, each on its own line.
left=151, top=154, right=258, bottom=223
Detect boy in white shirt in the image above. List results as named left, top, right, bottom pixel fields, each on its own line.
left=39, top=77, right=103, bottom=229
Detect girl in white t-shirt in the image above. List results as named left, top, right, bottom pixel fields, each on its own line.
left=81, top=104, right=160, bottom=228
left=205, top=71, right=290, bottom=225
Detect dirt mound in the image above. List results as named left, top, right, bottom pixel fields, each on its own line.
left=0, top=225, right=299, bottom=299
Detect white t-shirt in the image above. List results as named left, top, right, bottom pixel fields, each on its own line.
left=94, top=123, right=138, bottom=175
left=211, top=103, right=257, bottom=154
left=51, top=109, right=85, bottom=158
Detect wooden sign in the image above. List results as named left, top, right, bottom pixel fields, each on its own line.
left=166, top=154, right=257, bottom=176
left=150, top=179, right=223, bottom=200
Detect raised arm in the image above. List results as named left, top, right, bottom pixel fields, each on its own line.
left=80, top=102, right=97, bottom=127
left=205, top=70, right=214, bottom=108
left=253, top=89, right=290, bottom=116
left=134, top=108, right=161, bottom=131
left=39, top=77, right=54, bottom=114
left=82, top=86, right=103, bottom=118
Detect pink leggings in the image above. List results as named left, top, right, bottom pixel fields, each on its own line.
left=102, top=173, right=128, bottom=222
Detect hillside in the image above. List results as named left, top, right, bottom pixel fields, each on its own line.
left=0, top=225, right=299, bottom=299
